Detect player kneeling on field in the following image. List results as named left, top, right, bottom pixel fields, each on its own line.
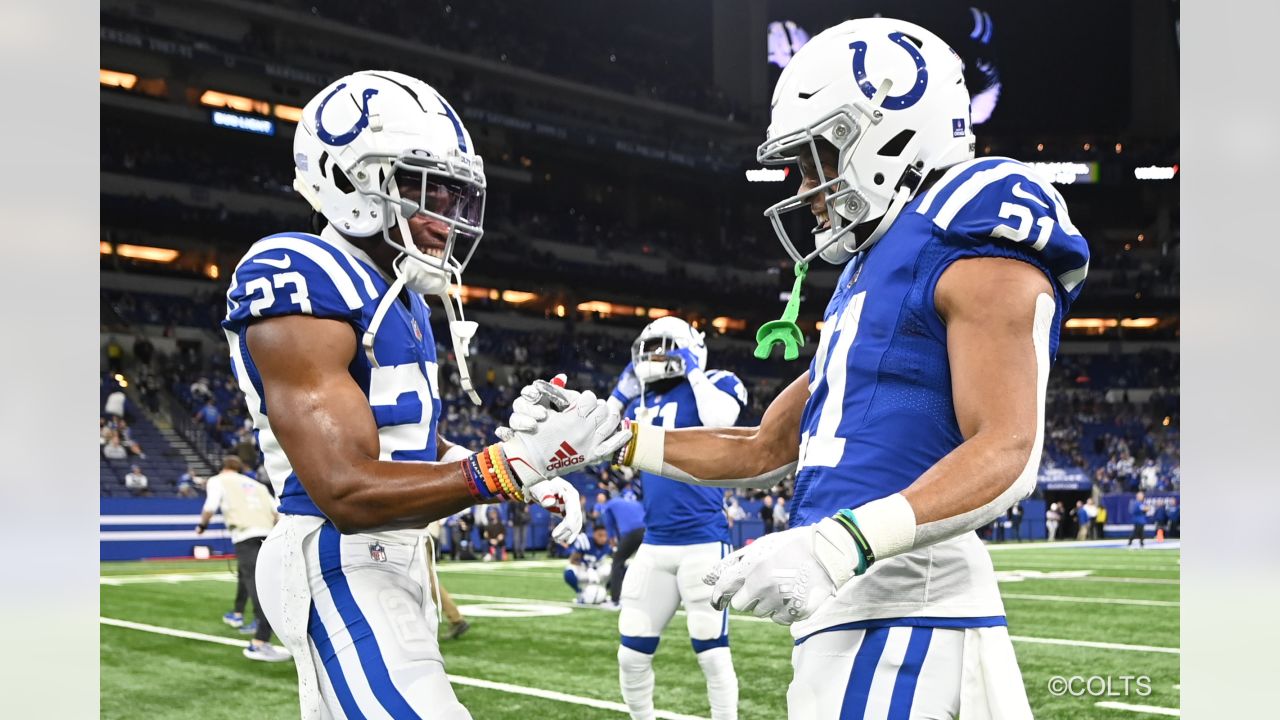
left=564, top=524, right=614, bottom=605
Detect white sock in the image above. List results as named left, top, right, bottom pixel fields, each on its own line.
left=618, top=645, right=656, bottom=720
left=696, top=646, right=739, bottom=720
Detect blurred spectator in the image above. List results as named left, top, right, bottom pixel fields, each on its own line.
left=1128, top=491, right=1148, bottom=548
left=194, top=397, right=222, bottom=431
left=774, top=496, right=789, bottom=530
left=178, top=466, right=202, bottom=498
left=132, top=336, right=154, bottom=368
left=482, top=507, right=506, bottom=562
left=104, top=387, right=127, bottom=419
left=760, top=495, right=775, bottom=535
left=1046, top=502, right=1061, bottom=541
left=103, top=435, right=128, bottom=461
left=506, top=499, right=531, bottom=559
left=1075, top=501, right=1089, bottom=541
left=1009, top=502, right=1023, bottom=542
left=106, top=337, right=124, bottom=374
left=124, top=465, right=149, bottom=496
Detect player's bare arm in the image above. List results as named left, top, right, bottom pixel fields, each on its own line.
left=248, top=314, right=477, bottom=533
left=903, top=256, right=1053, bottom=543
left=620, top=372, right=809, bottom=487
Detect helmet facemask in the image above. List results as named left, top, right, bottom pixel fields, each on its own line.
left=631, top=334, right=687, bottom=384
left=759, top=82, right=926, bottom=266
left=367, top=147, right=486, bottom=297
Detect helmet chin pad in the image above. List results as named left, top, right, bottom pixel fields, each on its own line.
left=396, top=255, right=450, bottom=295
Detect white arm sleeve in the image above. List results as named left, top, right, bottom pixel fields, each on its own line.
left=687, top=369, right=742, bottom=427
left=201, top=475, right=223, bottom=515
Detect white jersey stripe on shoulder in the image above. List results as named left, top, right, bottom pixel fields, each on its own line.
left=313, top=231, right=380, bottom=300
left=916, top=158, right=992, bottom=215
left=235, top=238, right=364, bottom=310
left=1013, top=171, right=1083, bottom=238
left=932, top=161, right=1029, bottom=230
left=1058, top=263, right=1090, bottom=293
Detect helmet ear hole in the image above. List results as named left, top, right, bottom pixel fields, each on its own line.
left=877, top=129, right=916, bottom=157
left=333, top=168, right=355, bottom=195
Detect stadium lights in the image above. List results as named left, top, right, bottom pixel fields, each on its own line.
left=577, top=300, right=614, bottom=315
left=1134, top=165, right=1179, bottom=180
left=1064, top=317, right=1160, bottom=330
left=501, top=290, right=537, bottom=304
left=205, top=264, right=220, bottom=279
left=100, top=69, right=137, bottom=90
left=273, top=104, right=303, bottom=123
left=746, top=168, right=790, bottom=182
left=113, top=244, right=180, bottom=263
left=200, top=90, right=270, bottom=116
left=711, top=316, right=746, bottom=333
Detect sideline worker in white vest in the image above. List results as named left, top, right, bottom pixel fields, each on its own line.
left=197, top=456, right=288, bottom=662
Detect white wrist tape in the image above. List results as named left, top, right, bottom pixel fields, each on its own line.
left=851, top=493, right=918, bottom=562
left=440, top=444, right=475, bottom=463
left=629, top=424, right=666, bottom=475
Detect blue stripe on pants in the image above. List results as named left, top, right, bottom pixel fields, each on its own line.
left=319, top=524, right=422, bottom=719
left=887, top=627, right=934, bottom=720
left=308, top=604, right=366, bottom=720
left=840, top=627, right=889, bottom=719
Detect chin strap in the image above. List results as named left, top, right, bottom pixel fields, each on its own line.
left=362, top=274, right=407, bottom=368
left=438, top=273, right=482, bottom=406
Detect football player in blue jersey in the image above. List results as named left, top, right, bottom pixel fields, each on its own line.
left=564, top=523, right=615, bottom=604
left=519, top=18, right=1090, bottom=719
left=604, top=317, right=747, bottom=720
left=223, top=71, right=628, bottom=719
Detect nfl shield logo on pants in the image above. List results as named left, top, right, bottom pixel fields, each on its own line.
left=369, top=542, right=388, bottom=562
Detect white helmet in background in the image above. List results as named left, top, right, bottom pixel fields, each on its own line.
left=758, top=18, right=974, bottom=265
left=631, top=316, right=707, bottom=384
left=292, top=70, right=488, bottom=402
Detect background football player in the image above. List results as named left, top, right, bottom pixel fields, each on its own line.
left=563, top=523, right=614, bottom=605
left=606, top=317, right=747, bottom=720
left=224, top=70, right=627, bottom=718
left=521, top=18, right=1090, bottom=719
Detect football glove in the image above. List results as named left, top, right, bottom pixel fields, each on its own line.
left=704, top=517, right=866, bottom=625
left=524, top=477, right=583, bottom=545
left=497, top=386, right=630, bottom=486
left=667, top=347, right=703, bottom=376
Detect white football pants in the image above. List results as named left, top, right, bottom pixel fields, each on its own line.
left=258, top=517, right=470, bottom=719
left=618, top=541, right=737, bottom=719
left=788, top=624, right=1032, bottom=719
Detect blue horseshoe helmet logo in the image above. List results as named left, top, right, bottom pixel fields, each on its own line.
left=314, top=83, right=380, bottom=146
left=849, top=31, right=929, bottom=110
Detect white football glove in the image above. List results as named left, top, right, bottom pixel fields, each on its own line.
left=704, top=518, right=864, bottom=626
left=497, top=386, right=630, bottom=486
left=524, top=477, right=583, bottom=545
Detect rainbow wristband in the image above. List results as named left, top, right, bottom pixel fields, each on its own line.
left=461, top=455, right=489, bottom=501
left=477, top=448, right=505, bottom=499
left=487, top=445, right=521, bottom=498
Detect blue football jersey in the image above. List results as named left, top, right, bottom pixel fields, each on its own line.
left=221, top=229, right=443, bottom=518
left=624, top=370, right=747, bottom=545
left=571, top=532, right=612, bottom=567
left=791, top=157, right=1090, bottom=527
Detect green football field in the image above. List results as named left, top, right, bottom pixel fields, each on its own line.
left=100, top=542, right=1180, bottom=719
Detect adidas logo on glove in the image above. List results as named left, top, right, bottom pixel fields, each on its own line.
left=546, top=441, right=586, bottom=471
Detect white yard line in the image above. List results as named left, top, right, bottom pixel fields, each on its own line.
left=986, top=540, right=1181, bottom=551
left=1009, top=635, right=1179, bottom=655
left=992, top=561, right=1180, bottom=572
left=100, top=617, right=707, bottom=720
left=1094, top=700, right=1180, bottom=716
left=101, top=572, right=237, bottom=585
left=1001, top=593, right=1178, bottom=608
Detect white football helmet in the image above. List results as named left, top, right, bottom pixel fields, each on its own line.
left=292, top=70, right=488, bottom=402
left=758, top=18, right=974, bottom=265
left=631, top=316, right=707, bottom=384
